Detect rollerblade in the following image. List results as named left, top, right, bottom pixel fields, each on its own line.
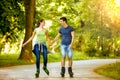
left=43, top=66, right=49, bottom=76
left=35, top=73, right=39, bottom=78
left=68, top=67, right=73, bottom=78
left=60, top=67, right=65, bottom=77
left=35, top=69, right=40, bottom=78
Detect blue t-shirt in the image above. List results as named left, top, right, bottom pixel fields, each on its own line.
left=59, top=26, right=74, bottom=45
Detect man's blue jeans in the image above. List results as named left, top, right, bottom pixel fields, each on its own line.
left=61, top=44, right=73, bottom=58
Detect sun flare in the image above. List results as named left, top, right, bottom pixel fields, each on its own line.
left=114, top=0, right=120, bottom=6
left=100, top=0, right=120, bottom=28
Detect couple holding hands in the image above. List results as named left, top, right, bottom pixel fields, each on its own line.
left=22, top=17, right=74, bottom=78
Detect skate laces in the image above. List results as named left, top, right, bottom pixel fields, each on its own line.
left=43, top=67, right=49, bottom=75
left=36, top=69, right=40, bottom=74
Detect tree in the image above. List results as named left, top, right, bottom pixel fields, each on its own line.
left=19, top=0, right=36, bottom=61
left=0, top=0, right=24, bottom=54
left=0, top=0, right=24, bottom=42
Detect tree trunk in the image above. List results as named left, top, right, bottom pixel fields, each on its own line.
left=19, top=0, right=36, bottom=61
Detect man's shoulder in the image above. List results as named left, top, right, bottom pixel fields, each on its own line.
left=59, top=27, right=64, bottom=30
left=68, top=26, right=73, bottom=28
left=69, top=26, right=74, bottom=31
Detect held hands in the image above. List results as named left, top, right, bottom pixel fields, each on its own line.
left=69, top=44, right=72, bottom=48
left=49, top=40, right=54, bottom=46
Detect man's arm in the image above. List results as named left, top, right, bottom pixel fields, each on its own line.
left=51, top=33, right=61, bottom=45
left=70, top=31, right=74, bottom=48
left=45, top=30, right=50, bottom=41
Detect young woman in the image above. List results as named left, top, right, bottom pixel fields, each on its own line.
left=22, top=19, right=49, bottom=78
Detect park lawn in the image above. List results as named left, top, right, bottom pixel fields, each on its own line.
left=0, top=51, right=89, bottom=67
left=0, top=54, right=33, bottom=67
left=48, top=51, right=90, bottom=62
left=95, top=62, right=120, bottom=80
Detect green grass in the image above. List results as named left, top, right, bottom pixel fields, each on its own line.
left=40, top=51, right=90, bottom=62
left=0, top=54, right=33, bottom=67
left=73, top=51, right=91, bottom=60
left=95, top=62, right=120, bottom=80
left=0, top=51, right=90, bottom=67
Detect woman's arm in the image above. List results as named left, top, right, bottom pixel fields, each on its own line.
left=22, top=29, right=36, bottom=47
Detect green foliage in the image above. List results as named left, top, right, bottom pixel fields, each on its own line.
left=0, top=0, right=24, bottom=37
left=0, top=0, right=120, bottom=59
left=74, top=35, right=85, bottom=51
left=85, top=40, right=97, bottom=57
left=0, top=0, right=24, bottom=54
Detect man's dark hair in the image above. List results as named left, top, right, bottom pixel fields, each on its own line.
left=60, top=17, right=67, bottom=23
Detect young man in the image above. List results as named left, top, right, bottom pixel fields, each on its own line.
left=51, top=17, right=74, bottom=77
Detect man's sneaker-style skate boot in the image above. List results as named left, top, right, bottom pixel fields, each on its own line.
left=68, top=67, right=73, bottom=78
left=60, top=67, right=65, bottom=77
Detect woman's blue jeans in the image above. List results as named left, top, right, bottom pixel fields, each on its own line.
left=33, top=44, right=48, bottom=70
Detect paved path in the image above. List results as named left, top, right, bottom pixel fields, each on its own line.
left=0, top=59, right=119, bottom=80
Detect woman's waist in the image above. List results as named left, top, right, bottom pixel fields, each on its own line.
left=33, top=41, right=46, bottom=44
